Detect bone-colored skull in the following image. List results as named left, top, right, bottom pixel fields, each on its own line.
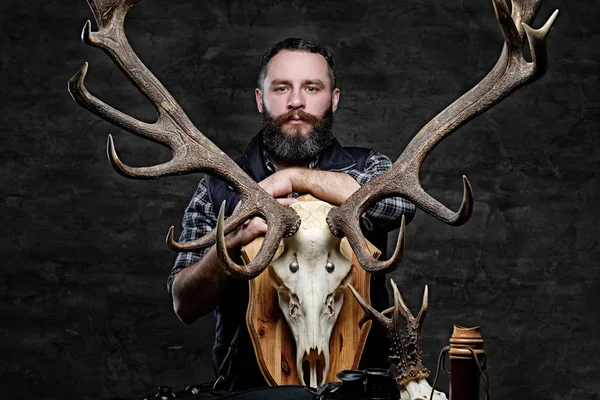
left=268, top=200, right=353, bottom=388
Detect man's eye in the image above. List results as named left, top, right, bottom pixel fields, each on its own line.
left=274, top=86, right=288, bottom=92
left=305, top=86, right=319, bottom=93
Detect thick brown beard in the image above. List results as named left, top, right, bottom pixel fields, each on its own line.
left=261, top=106, right=334, bottom=162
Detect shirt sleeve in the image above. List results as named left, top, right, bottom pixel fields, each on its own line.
left=344, top=152, right=416, bottom=231
left=167, top=177, right=216, bottom=293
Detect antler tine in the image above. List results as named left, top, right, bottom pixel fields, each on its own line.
left=328, top=214, right=406, bottom=275
left=389, top=280, right=429, bottom=329
left=69, top=62, right=173, bottom=148
left=107, top=135, right=188, bottom=179
left=70, top=0, right=301, bottom=275
left=328, top=0, right=558, bottom=273
left=348, top=284, right=392, bottom=329
left=390, top=279, right=411, bottom=323
left=416, top=285, right=429, bottom=328
left=214, top=201, right=291, bottom=279
left=165, top=200, right=258, bottom=252
left=352, top=279, right=430, bottom=384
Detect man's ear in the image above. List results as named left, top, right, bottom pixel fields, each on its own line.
left=255, top=88, right=264, bottom=113
left=331, top=88, right=340, bottom=112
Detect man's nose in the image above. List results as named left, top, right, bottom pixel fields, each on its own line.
left=287, top=88, right=305, bottom=109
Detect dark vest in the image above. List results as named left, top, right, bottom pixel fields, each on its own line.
left=205, top=134, right=391, bottom=391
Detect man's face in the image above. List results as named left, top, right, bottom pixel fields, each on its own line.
left=256, top=50, right=340, bottom=161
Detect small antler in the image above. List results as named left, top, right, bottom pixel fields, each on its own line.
left=349, top=280, right=430, bottom=386
left=69, top=0, right=300, bottom=278
left=328, top=0, right=559, bottom=274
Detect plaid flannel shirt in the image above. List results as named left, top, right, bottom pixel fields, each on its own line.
left=167, top=151, right=415, bottom=292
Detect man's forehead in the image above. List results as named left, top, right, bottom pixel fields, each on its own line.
left=264, top=50, right=331, bottom=85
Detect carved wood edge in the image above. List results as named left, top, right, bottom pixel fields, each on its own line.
left=242, top=221, right=381, bottom=386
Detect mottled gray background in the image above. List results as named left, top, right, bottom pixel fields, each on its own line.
left=2, top=0, right=598, bottom=399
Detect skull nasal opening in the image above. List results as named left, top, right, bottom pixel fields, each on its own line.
left=302, top=350, right=325, bottom=387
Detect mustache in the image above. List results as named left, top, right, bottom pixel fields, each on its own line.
left=270, top=109, right=320, bottom=126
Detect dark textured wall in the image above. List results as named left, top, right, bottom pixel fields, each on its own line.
left=2, top=1, right=598, bottom=399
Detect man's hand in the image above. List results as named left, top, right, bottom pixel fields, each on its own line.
left=227, top=196, right=297, bottom=253
left=258, top=169, right=296, bottom=198
left=258, top=167, right=361, bottom=205
left=225, top=169, right=298, bottom=249
left=224, top=172, right=300, bottom=254
left=224, top=217, right=268, bottom=253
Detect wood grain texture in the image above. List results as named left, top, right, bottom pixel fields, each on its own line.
left=242, top=226, right=381, bottom=385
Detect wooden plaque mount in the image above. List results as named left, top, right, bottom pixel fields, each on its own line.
left=242, top=231, right=380, bottom=386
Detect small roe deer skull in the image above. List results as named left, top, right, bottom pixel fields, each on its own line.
left=351, top=281, right=448, bottom=400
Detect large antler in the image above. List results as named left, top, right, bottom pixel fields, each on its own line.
left=68, top=0, right=300, bottom=279
left=327, top=0, right=558, bottom=273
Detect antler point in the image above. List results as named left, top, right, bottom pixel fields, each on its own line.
left=81, top=20, right=93, bottom=44
left=166, top=226, right=177, bottom=250
left=106, top=134, right=124, bottom=173
left=68, top=63, right=89, bottom=97
left=448, top=176, right=474, bottom=226
left=541, top=9, right=560, bottom=37
left=348, top=283, right=357, bottom=294
left=522, top=8, right=559, bottom=43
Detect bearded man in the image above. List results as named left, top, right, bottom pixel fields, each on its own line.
left=167, top=38, right=416, bottom=392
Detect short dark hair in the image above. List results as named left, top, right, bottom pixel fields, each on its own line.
left=257, top=38, right=337, bottom=90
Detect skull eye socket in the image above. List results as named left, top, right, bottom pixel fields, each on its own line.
left=289, top=293, right=300, bottom=317
left=325, top=262, right=335, bottom=273
left=289, top=261, right=299, bottom=273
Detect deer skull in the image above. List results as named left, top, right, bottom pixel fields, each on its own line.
left=268, top=200, right=353, bottom=388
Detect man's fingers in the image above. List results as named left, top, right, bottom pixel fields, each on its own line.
left=252, top=218, right=268, bottom=232
left=227, top=216, right=269, bottom=248
left=277, top=197, right=298, bottom=207
left=259, top=170, right=294, bottom=197
left=241, top=216, right=267, bottom=231
left=241, top=217, right=268, bottom=244
left=236, top=194, right=295, bottom=230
